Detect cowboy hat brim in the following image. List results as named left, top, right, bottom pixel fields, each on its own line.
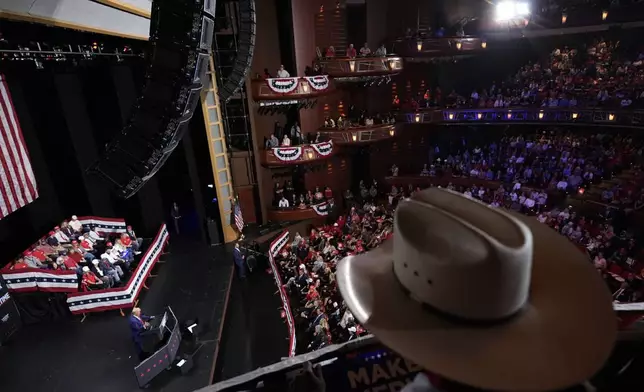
left=337, top=211, right=616, bottom=392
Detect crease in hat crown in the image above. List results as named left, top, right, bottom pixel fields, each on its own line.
left=393, top=188, right=534, bottom=321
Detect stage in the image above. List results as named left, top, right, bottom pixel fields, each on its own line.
left=0, top=238, right=234, bottom=392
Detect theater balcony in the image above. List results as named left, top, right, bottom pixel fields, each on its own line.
left=267, top=205, right=328, bottom=223
left=403, top=108, right=644, bottom=127
left=251, top=76, right=334, bottom=106
left=260, top=141, right=335, bottom=167
left=317, top=123, right=399, bottom=145
left=316, top=56, right=403, bottom=82
left=391, top=36, right=486, bottom=58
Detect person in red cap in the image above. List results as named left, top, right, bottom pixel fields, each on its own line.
left=9, top=257, right=29, bottom=270
left=23, top=250, right=46, bottom=268
left=126, top=225, right=144, bottom=250
left=46, top=230, right=59, bottom=247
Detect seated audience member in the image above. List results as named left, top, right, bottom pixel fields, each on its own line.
left=35, top=238, right=58, bottom=257
left=9, top=257, right=29, bottom=270
left=29, top=245, right=51, bottom=265
left=283, top=265, right=309, bottom=291
left=262, top=68, right=272, bottom=79
left=61, top=221, right=76, bottom=240
left=359, top=43, right=371, bottom=56
left=23, top=250, right=46, bottom=268
left=98, top=256, right=123, bottom=284
left=69, top=215, right=83, bottom=233
left=325, top=46, right=335, bottom=58
left=265, top=133, right=279, bottom=149
left=81, top=266, right=107, bottom=290
left=120, top=233, right=142, bottom=255
left=102, top=248, right=130, bottom=271
left=276, top=64, right=290, bottom=78
left=374, top=44, right=387, bottom=56
left=90, top=259, right=114, bottom=288
left=66, top=249, right=84, bottom=272
left=346, top=43, right=357, bottom=58
left=126, top=225, right=144, bottom=250
left=113, top=239, right=135, bottom=264
left=79, top=234, right=94, bottom=252
left=87, top=226, right=104, bottom=244
left=278, top=195, right=290, bottom=208
left=46, top=230, right=59, bottom=247
left=281, top=134, right=291, bottom=146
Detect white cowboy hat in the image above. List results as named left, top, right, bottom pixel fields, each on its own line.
left=337, top=188, right=616, bottom=392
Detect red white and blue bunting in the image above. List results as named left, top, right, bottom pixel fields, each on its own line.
left=312, top=202, right=329, bottom=216
left=66, top=224, right=169, bottom=314
left=304, top=75, right=330, bottom=91
left=267, top=77, right=300, bottom=94
left=2, top=269, right=78, bottom=293
left=267, top=231, right=296, bottom=357
left=78, top=216, right=127, bottom=235
left=311, top=141, right=333, bottom=156
left=273, top=146, right=302, bottom=162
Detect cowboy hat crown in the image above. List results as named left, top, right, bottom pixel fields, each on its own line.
left=394, top=189, right=533, bottom=320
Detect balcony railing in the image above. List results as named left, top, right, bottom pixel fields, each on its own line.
left=251, top=76, right=334, bottom=104
left=261, top=141, right=335, bottom=166
left=391, top=36, right=486, bottom=57
left=402, top=108, right=644, bottom=128
left=267, top=203, right=331, bottom=222
left=318, top=123, right=398, bottom=144
left=316, top=56, right=403, bottom=79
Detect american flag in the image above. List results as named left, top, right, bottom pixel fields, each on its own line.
left=234, top=198, right=244, bottom=233
left=0, top=75, right=38, bottom=219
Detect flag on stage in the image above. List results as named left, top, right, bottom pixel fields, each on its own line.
left=0, top=74, right=38, bottom=220
left=234, top=198, right=244, bottom=233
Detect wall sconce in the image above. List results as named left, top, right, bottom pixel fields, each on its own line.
left=351, top=133, right=357, bottom=142
left=481, top=41, right=487, bottom=49
left=507, top=111, right=512, bottom=119
left=561, top=13, right=567, bottom=24
left=477, top=113, right=483, bottom=119
left=349, top=60, right=355, bottom=72
left=302, top=82, right=309, bottom=93
left=417, top=40, right=423, bottom=51
left=455, top=41, right=462, bottom=50
left=602, top=10, right=608, bottom=20
left=608, top=113, right=615, bottom=121
left=306, top=150, right=314, bottom=160
left=572, top=112, right=578, bottom=119
left=414, top=113, right=421, bottom=123
left=388, top=58, right=397, bottom=70
left=389, top=129, right=395, bottom=137
left=538, top=111, right=544, bottom=119
left=448, top=113, right=454, bottom=120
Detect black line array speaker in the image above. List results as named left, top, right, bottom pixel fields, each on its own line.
left=218, top=0, right=256, bottom=102
left=90, top=0, right=216, bottom=199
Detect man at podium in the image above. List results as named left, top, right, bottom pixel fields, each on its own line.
left=129, top=307, right=152, bottom=361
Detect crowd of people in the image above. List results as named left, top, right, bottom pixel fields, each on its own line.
left=320, top=42, right=388, bottom=59
left=6, top=216, right=144, bottom=291
left=273, top=182, right=336, bottom=211
left=274, top=201, right=393, bottom=352
left=402, top=37, right=644, bottom=111
left=404, top=129, right=634, bottom=197
left=322, top=111, right=396, bottom=129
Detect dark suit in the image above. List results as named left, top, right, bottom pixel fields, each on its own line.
left=233, top=248, right=246, bottom=278
left=129, top=314, right=151, bottom=360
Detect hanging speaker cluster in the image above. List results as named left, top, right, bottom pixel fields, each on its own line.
left=218, top=0, right=256, bottom=102
left=90, top=0, right=216, bottom=199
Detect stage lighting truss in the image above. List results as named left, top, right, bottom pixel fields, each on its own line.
left=0, top=42, right=143, bottom=66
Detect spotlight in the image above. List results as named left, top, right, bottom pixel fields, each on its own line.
left=602, top=10, right=608, bottom=20
left=495, top=1, right=530, bottom=22
left=561, top=13, right=567, bottom=24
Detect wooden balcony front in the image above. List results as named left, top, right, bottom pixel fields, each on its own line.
left=251, top=76, right=334, bottom=103
left=260, top=141, right=335, bottom=167
left=316, top=56, right=403, bottom=80
left=391, top=36, right=486, bottom=58
left=267, top=207, right=323, bottom=222
left=317, top=123, right=399, bottom=145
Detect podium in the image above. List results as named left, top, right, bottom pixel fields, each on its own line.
left=134, top=306, right=182, bottom=387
